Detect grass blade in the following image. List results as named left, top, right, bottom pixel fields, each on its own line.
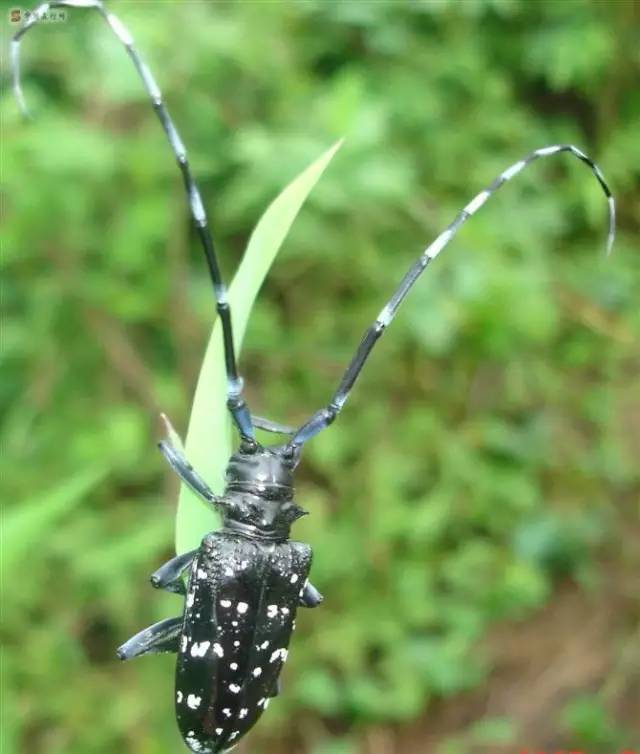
left=175, top=139, right=343, bottom=554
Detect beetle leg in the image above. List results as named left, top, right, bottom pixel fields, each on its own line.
left=159, top=439, right=217, bottom=503
left=159, top=414, right=219, bottom=505
left=300, top=580, right=323, bottom=608
left=117, top=616, right=183, bottom=661
left=150, top=549, right=198, bottom=596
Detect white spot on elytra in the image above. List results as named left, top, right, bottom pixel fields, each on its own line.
left=215, top=728, right=223, bottom=736
left=239, top=708, right=248, bottom=719
left=197, top=569, right=207, bottom=580
left=230, top=662, right=238, bottom=670
left=229, top=731, right=239, bottom=741
left=190, top=640, right=210, bottom=658
left=281, top=607, right=290, bottom=616
left=290, top=574, right=299, bottom=584
left=252, top=667, right=262, bottom=677
left=224, top=567, right=234, bottom=577
left=222, top=708, right=232, bottom=718
left=234, top=640, right=240, bottom=647
left=270, top=648, right=288, bottom=663
left=258, top=697, right=266, bottom=707
left=220, top=599, right=231, bottom=608
left=237, top=602, right=248, bottom=614
left=229, top=683, right=241, bottom=694
left=185, top=734, right=205, bottom=753
left=187, top=694, right=201, bottom=709
left=260, top=640, right=269, bottom=649
left=213, top=642, right=224, bottom=658
left=232, top=620, right=238, bottom=627
left=181, top=635, right=188, bottom=652
left=176, top=690, right=183, bottom=703
left=186, top=592, right=195, bottom=608
left=267, top=604, right=278, bottom=618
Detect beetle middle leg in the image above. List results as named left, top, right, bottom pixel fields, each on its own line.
left=150, top=549, right=198, bottom=595
left=117, top=616, right=183, bottom=661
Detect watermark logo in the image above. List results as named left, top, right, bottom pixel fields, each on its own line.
left=9, top=7, right=68, bottom=24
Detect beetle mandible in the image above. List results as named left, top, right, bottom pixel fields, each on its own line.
left=12, top=2, right=616, bottom=753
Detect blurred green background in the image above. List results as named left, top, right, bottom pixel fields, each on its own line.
left=2, top=1, right=639, bottom=753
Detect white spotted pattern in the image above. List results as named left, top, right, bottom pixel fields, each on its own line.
left=237, top=602, right=249, bottom=614
left=229, top=683, right=241, bottom=694
left=187, top=694, right=201, bottom=710
left=190, top=640, right=210, bottom=658
left=267, top=604, right=278, bottom=618
left=220, top=599, right=231, bottom=608
left=252, top=667, right=262, bottom=677
left=269, top=647, right=288, bottom=663
left=213, top=642, right=224, bottom=658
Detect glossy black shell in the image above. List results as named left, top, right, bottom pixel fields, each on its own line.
left=175, top=530, right=312, bottom=754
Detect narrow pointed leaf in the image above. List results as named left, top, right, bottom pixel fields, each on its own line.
left=175, top=139, right=343, bottom=554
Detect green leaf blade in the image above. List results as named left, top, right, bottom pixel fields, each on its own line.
left=175, top=139, right=343, bottom=554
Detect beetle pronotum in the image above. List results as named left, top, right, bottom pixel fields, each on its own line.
left=12, top=2, right=616, bottom=752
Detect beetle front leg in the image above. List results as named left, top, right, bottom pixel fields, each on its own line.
left=150, top=549, right=198, bottom=596
left=117, top=616, right=183, bottom=661
left=159, top=414, right=219, bottom=505
left=300, top=580, right=323, bottom=608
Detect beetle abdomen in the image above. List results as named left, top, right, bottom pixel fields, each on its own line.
left=175, top=532, right=311, bottom=753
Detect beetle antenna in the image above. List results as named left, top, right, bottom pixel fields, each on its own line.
left=11, top=0, right=256, bottom=441
left=288, top=144, right=616, bottom=448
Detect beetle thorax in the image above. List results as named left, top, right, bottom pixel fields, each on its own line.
left=220, top=444, right=306, bottom=540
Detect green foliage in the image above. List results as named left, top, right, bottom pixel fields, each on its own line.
left=2, top=2, right=638, bottom=753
